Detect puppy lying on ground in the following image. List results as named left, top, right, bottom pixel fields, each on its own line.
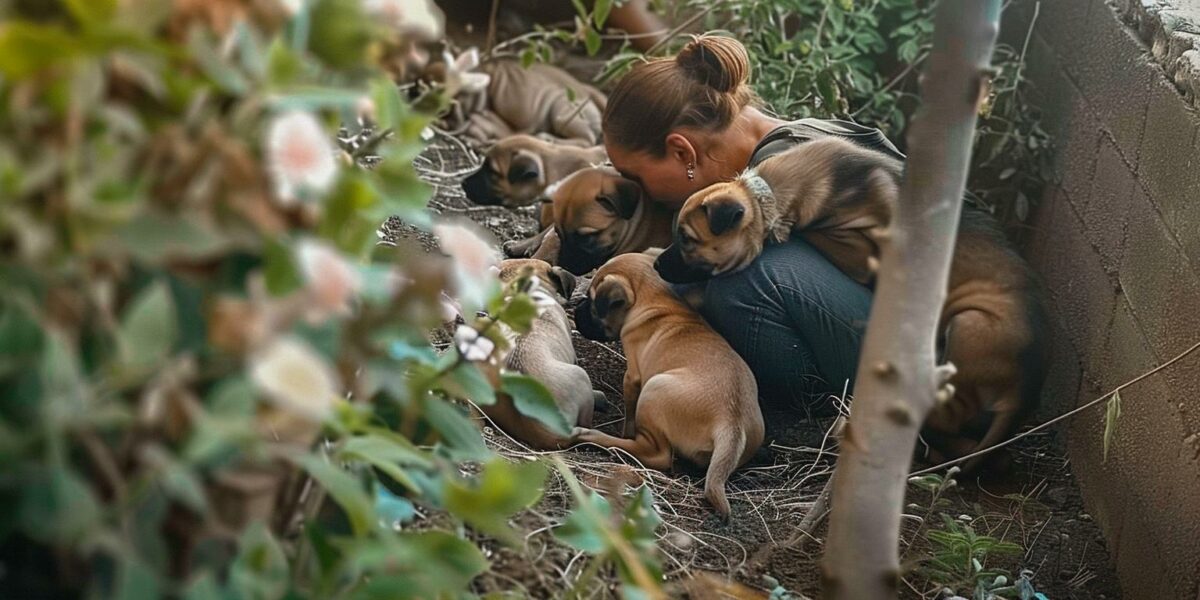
left=653, top=139, right=1047, bottom=474
left=478, top=259, right=606, bottom=450
left=461, top=134, right=606, bottom=209
left=654, top=136, right=900, bottom=285
left=573, top=251, right=764, bottom=516
left=532, top=166, right=675, bottom=275
left=458, top=59, right=607, bottom=144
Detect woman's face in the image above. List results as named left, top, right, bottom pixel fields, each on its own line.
left=606, top=144, right=710, bottom=209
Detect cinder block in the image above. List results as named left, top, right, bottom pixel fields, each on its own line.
left=1118, top=193, right=1195, bottom=359
left=1036, top=293, right=1084, bottom=420
left=1081, top=135, right=1136, bottom=277
left=1072, top=0, right=1155, bottom=168
left=1038, top=0, right=1095, bottom=81
left=1030, top=190, right=1118, bottom=364
left=1057, top=112, right=1103, bottom=209
left=1163, top=336, right=1200, bottom=440
left=1172, top=134, right=1200, bottom=270
left=1138, top=75, right=1200, bottom=222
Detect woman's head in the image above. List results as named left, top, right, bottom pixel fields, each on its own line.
left=603, top=35, right=757, bottom=205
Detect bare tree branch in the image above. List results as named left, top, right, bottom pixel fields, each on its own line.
left=821, top=2, right=1002, bottom=598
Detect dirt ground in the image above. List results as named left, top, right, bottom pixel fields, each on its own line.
left=377, top=133, right=1125, bottom=599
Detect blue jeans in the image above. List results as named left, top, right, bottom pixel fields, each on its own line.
left=694, top=236, right=873, bottom=411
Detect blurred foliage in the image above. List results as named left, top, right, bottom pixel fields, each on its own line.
left=0, top=0, right=662, bottom=598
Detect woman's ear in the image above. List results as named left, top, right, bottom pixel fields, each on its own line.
left=664, top=133, right=697, bottom=167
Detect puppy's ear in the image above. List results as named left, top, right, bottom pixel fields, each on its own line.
left=549, top=266, right=578, bottom=300
left=704, top=199, right=746, bottom=236
left=596, top=178, right=641, bottom=219
left=592, top=277, right=629, bottom=318
left=506, top=153, right=541, bottom=184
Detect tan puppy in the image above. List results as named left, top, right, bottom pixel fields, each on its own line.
left=464, top=59, right=607, bottom=144
left=572, top=251, right=764, bottom=516
left=547, top=167, right=675, bottom=275
left=478, top=259, right=606, bottom=450
left=653, top=136, right=902, bottom=285
left=921, top=210, right=1048, bottom=473
left=461, top=134, right=606, bottom=209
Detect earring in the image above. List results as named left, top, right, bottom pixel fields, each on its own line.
left=686, top=162, right=695, bottom=181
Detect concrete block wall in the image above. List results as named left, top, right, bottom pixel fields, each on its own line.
left=1015, top=0, right=1200, bottom=597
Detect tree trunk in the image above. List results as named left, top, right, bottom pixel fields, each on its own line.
left=820, top=2, right=1002, bottom=598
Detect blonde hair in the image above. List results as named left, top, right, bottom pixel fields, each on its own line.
left=603, top=35, right=757, bottom=156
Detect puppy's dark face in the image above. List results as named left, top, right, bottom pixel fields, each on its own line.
left=496, top=258, right=578, bottom=304
left=551, top=167, right=645, bottom=275
left=573, top=273, right=633, bottom=341
left=461, top=136, right=546, bottom=208
left=654, top=182, right=761, bottom=284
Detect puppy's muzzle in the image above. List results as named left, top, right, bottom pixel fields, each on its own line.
left=571, top=297, right=614, bottom=341
left=654, top=245, right=715, bottom=284
left=461, top=167, right=501, bottom=205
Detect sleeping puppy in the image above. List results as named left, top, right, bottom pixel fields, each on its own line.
left=546, top=166, right=675, bottom=275
left=573, top=251, right=763, bottom=517
left=454, top=59, right=607, bottom=144
left=477, top=259, right=607, bottom=450
left=653, top=136, right=901, bottom=285
left=461, top=134, right=606, bottom=209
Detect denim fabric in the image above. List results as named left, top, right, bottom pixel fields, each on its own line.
left=693, top=235, right=872, bottom=411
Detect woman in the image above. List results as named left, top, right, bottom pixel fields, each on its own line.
left=602, top=35, right=905, bottom=410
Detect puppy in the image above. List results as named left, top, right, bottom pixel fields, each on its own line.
left=654, top=136, right=901, bottom=285
left=461, top=134, right=606, bottom=209
left=921, top=210, right=1048, bottom=474
left=548, top=167, right=675, bottom=275
left=479, top=259, right=606, bottom=450
left=457, top=59, right=606, bottom=144
left=573, top=251, right=764, bottom=516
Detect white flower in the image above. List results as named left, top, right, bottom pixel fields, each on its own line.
left=295, top=239, right=362, bottom=318
left=433, top=222, right=500, bottom=310
left=454, top=325, right=495, bottom=362
left=278, top=0, right=304, bottom=15
left=439, top=292, right=463, bottom=323
left=250, top=337, right=341, bottom=422
left=438, top=48, right=492, bottom=97
left=267, top=111, right=338, bottom=206
left=364, top=0, right=444, bottom=41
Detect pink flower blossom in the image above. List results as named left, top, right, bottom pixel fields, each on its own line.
left=250, top=336, right=341, bottom=422
left=267, top=111, right=338, bottom=206
left=295, top=238, right=362, bottom=318
left=364, top=0, right=444, bottom=41
left=433, top=222, right=500, bottom=310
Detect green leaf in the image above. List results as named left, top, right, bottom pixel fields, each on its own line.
left=593, top=0, right=613, bottom=28
left=346, top=532, right=487, bottom=597
left=0, top=297, right=45, bottom=377
left=499, top=294, right=538, bottom=333
left=18, top=466, right=101, bottom=544
left=375, top=486, right=416, bottom=527
left=520, top=48, right=537, bottom=69
left=584, top=27, right=603, bottom=56
left=338, top=434, right=432, bottom=493
left=118, top=281, right=177, bottom=372
left=318, top=173, right=380, bottom=256
left=554, top=490, right=611, bottom=553
left=620, top=486, right=663, bottom=547
left=162, top=461, right=209, bottom=513
left=445, top=458, right=547, bottom=544
left=188, top=30, right=250, bottom=95
left=115, top=559, right=162, bottom=600
left=500, top=373, right=570, bottom=436
left=264, top=238, right=304, bottom=296
left=269, top=87, right=368, bottom=112
left=571, top=0, right=589, bottom=19
left=308, top=0, right=375, bottom=70
left=370, top=77, right=405, bottom=132
left=181, top=573, right=224, bottom=600
left=297, top=454, right=375, bottom=536
left=0, top=23, right=82, bottom=80
left=1103, top=390, right=1122, bottom=461
left=266, top=38, right=305, bottom=87
left=65, top=0, right=118, bottom=26
left=114, top=211, right=232, bottom=264
left=421, top=395, right=488, bottom=460
left=230, top=522, right=289, bottom=600
left=441, top=361, right=497, bottom=406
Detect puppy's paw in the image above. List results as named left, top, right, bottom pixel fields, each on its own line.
left=502, top=240, right=532, bottom=258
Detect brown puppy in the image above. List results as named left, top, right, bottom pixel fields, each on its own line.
left=461, top=134, right=606, bottom=209
left=921, top=210, right=1048, bottom=473
left=653, top=136, right=902, bottom=285
left=573, top=251, right=764, bottom=516
left=547, top=167, right=675, bottom=275
left=478, top=259, right=606, bottom=450
left=463, top=59, right=607, bottom=144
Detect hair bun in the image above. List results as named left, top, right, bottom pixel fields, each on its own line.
left=675, top=35, right=751, bottom=93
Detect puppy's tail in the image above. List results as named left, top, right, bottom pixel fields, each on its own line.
left=705, top=427, right=746, bottom=518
